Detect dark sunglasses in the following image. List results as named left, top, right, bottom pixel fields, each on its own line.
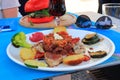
left=75, top=15, right=113, bottom=29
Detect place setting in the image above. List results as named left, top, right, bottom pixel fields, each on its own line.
left=6, top=0, right=116, bottom=72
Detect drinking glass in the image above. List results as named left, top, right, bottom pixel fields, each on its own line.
left=102, top=3, right=120, bottom=19
left=49, top=0, right=66, bottom=26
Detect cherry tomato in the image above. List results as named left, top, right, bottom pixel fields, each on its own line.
left=29, top=32, right=44, bottom=42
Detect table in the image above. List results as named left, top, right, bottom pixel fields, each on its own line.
left=0, top=12, right=120, bottom=80
left=76, top=12, right=120, bottom=70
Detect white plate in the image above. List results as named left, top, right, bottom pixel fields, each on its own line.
left=6, top=29, right=115, bottom=71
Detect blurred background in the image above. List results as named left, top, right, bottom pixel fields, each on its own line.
left=66, top=0, right=98, bottom=13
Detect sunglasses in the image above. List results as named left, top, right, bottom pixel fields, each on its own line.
left=75, top=15, right=113, bottom=29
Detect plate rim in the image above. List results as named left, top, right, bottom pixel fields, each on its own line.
left=6, top=29, right=115, bottom=71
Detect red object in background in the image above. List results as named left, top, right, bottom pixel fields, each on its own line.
left=49, top=0, right=66, bottom=16
left=24, top=0, right=54, bottom=23
left=29, top=32, right=44, bottom=42
left=25, top=0, right=49, bottom=12
left=28, top=16, right=54, bottom=23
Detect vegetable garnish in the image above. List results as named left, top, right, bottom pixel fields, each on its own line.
left=24, top=60, right=48, bottom=68
left=82, top=33, right=100, bottom=45
left=29, top=32, right=44, bottom=42
left=11, top=32, right=31, bottom=48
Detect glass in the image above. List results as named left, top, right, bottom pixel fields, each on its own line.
left=75, top=15, right=113, bottom=29
left=102, top=3, right=120, bottom=19
left=49, top=0, right=66, bottom=26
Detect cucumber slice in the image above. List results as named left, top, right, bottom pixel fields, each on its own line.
left=82, top=37, right=100, bottom=45
left=84, top=33, right=97, bottom=40
left=89, top=51, right=107, bottom=58
left=24, top=60, right=48, bottom=68
left=82, top=33, right=100, bottom=45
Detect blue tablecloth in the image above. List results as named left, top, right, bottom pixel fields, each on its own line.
left=0, top=17, right=120, bottom=80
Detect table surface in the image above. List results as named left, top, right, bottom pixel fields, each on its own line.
left=0, top=12, right=120, bottom=80
left=76, top=12, right=120, bottom=70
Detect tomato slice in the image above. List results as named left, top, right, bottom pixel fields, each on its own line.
left=29, top=32, right=44, bottom=42
left=35, top=51, right=44, bottom=59
left=71, top=37, right=80, bottom=44
left=83, top=55, right=90, bottom=61
left=28, top=16, right=54, bottom=23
